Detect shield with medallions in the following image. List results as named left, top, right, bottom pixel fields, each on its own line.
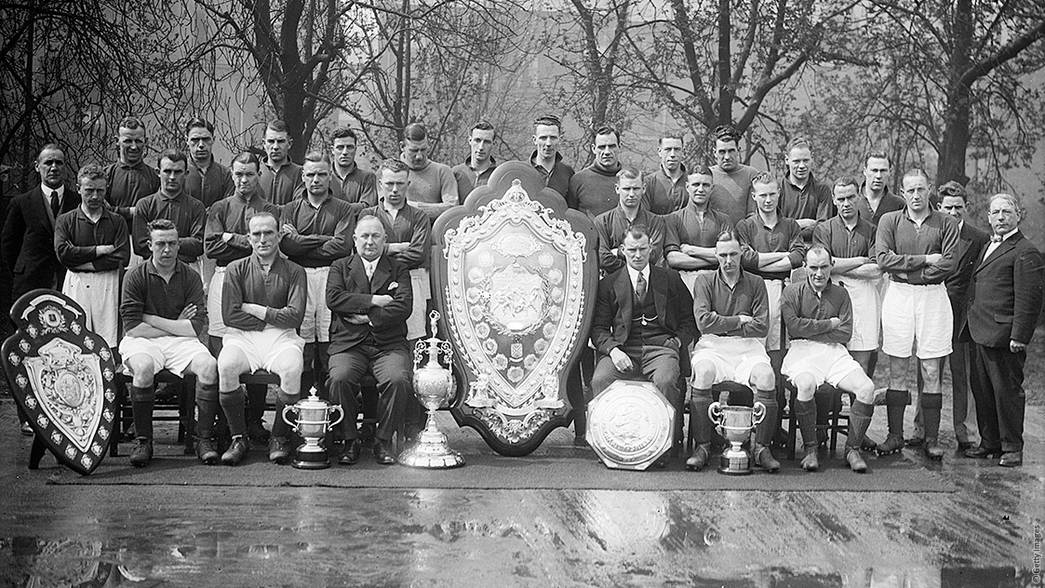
left=432, top=162, right=599, bottom=456
left=2, top=290, right=118, bottom=474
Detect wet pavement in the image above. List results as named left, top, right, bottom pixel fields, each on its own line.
left=0, top=397, right=1042, bottom=587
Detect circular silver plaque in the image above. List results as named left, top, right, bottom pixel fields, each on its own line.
left=586, top=380, right=675, bottom=470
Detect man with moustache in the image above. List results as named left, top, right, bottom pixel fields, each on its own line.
left=104, top=117, right=160, bottom=224
left=643, top=135, right=688, bottom=214
left=687, top=230, right=779, bottom=472
left=54, top=164, right=130, bottom=348
left=593, top=168, right=670, bottom=273
left=963, top=193, right=1043, bottom=467
left=778, top=137, right=833, bottom=239
left=118, top=219, right=217, bottom=467
left=452, top=121, right=498, bottom=203
left=590, top=225, right=697, bottom=465
left=399, top=122, right=457, bottom=221
left=2, top=144, right=81, bottom=301
left=529, top=114, right=574, bottom=198
left=708, top=125, right=762, bottom=227
left=568, top=126, right=625, bottom=219
left=216, top=212, right=307, bottom=465
left=329, top=127, right=377, bottom=205
left=204, top=152, right=280, bottom=443
left=858, top=151, right=905, bottom=226
left=360, top=159, right=432, bottom=341
left=259, top=119, right=303, bottom=207
left=781, top=246, right=879, bottom=473
left=874, top=169, right=959, bottom=459
left=132, top=150, right=207, bottom=268
left=184, top=118, right=234, bottom=208
left=279, top=152, right=360, bottom=398
left=665, top=165, right=733, bottom=290
left=326, top=215, right=415, bottom=465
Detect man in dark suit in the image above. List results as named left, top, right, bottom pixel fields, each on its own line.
left=590, top=224, right=698, bottom=455
left=1, top=144, right=81, bottom=302
left=326, top=214, right=414, bottom=466
left=963, top=193, right=1043, bottom=467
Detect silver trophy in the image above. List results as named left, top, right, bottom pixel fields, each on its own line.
left=281, top=387, right=344, bottom=470
left=708, top=401, right=766, bottom=475
left=398, top=311, right=465, bottom=468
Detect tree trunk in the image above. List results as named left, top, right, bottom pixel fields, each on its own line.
left=938, top=0, right=973, bottom=185
left=716, top=0, right=732, bottom=127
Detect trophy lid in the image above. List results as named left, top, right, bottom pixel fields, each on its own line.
left=295, top=386, right=330, bottom=409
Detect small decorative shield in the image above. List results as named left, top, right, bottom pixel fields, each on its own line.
left=2, top=289, right=117, bottom=474
left=432, top=162, right=599, bottom=456
left=587, top=380, right=675, bottom=471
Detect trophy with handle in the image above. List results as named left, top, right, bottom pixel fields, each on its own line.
left=398, top=311, right=465, bottom=468
left=282, top=387, right=344, bottom=470
left=708, top=401, right=766, bottom=475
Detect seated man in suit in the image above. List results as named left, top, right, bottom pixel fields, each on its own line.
left=688, top=230, right=778, bottom=473
left=590, top=225, right=697, bottom=463
left=215, top=212, right=307, bottom=465
left=964, top=193, right=1044, bottom=467
left=781, top=246, right=878, bottom=473
left=118, top=219, right=217, bottom=467
left=326, top=215, right=415, bottom=466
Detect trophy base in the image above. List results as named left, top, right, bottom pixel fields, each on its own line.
left=717, top=450, right=753, bottom=476
left=398, top=428, right=465, bottom=469
left=292, top=448, right=331, bottom=470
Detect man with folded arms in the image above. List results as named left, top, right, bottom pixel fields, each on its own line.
left=665, top=165, right=732, bottom=290
left=781, top=246, right=878, bottom=473
left=687, top=230, right=779, bottom=473
left=215, top=212, right=307, bottom=465
left=119, top=219, right=217, bottom=467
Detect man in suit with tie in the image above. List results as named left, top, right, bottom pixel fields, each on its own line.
left=963, top=193, right=1043, bottom=467
left=2, top=144, right=82, bottom=302
left=326, top=215, right=415, bottom=466
left=590, top=224, right=698, bottom=461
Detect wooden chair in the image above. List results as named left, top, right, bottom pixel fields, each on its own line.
left=111, top=369, right=196, bottom=457
left=784, top=380, right=849, bottom=460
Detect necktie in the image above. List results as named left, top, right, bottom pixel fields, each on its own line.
left=990, top=234, right=1003, bottom=243
left=49, top=191, right=60, bottom=217
left=365, top=262, right=375, bottom=281
left=983, top=235, right=1004, bottom=261
left=635, top=271, right=647, bottom=302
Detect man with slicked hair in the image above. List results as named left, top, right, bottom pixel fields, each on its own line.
left=104, top=116, right=160, bottom=223
left=452, top=121, right=498, bottom=203
left=593, top=167, right=671, bottom=273
left=400, top=122, right=457, bottom=221
left=708, top=125, right=762, bottom=227
left=530, top=115, right=574, bottom=198
left=567, top=125, right=625, bottom=218
left=643, top=135, right=688, bottom=214
left=329, top=127, right=377, bottom=205
left=259, top=119, right=303, bottom=207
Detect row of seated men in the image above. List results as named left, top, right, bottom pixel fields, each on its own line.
left=2, top=116, right=1041, bottom=473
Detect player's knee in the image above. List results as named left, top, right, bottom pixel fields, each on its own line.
left=192, top=354, right=218, bottom=384
left=125, top=355, right=156, bottom=387
left=792, top=373, right=817, bottom=401
left=852, top=378, right=875, bottom=405
left=691, top=361, right=715, bottom=388
left=749, top=364, right=775, bottom=392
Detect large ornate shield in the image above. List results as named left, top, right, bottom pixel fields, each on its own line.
left=2, top=290, right=118, bottom=474
left=432, top=162, right=598, bottom=455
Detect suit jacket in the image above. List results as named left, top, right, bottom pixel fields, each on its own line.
left=326, top=254, right=413, bottom=355
left=947, top=221, right=990, bottom=339
left=591, top=265, right=698, bottom=375
left=1, top=186, right=81, bottom=297
left=965, top=230, right=1044, bottom=348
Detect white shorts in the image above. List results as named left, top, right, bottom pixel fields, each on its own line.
left=222, top=326, right=305, bottom=374
left=406, top=268, right=431, bottom=340
left=782, top=340, right=863, bottom=388
left=690, top=335, right=771, bottom=386
left=762, top=278, right=786, bottom=352
left=200, top=257, right=216, bottom=293
left=834, top=276, right=881, bottom=352
left=881, top=281, right=952, bottom=359
left=300, top=266, right=332, bottom=342
left=118, top=335, right=211, bottom=378
left=207, top=265, right=227, bottom=337
left=62, top=270, right=120, bottom=347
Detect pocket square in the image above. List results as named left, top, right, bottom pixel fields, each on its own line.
left=387, top=281, right=398, bottom=291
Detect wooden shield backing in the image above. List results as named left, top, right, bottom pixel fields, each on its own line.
left=2, top=289, right=118, bottom=474
left=431, top=162, right=599, bottom=456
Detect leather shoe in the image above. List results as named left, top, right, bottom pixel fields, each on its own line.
left=753, top=445, right=780, bottom=473
left=373, top=440, right=396, bottom=465
left=876, top=434, right=904, bottom=456
left=685, top=443, right=711, bottom=471
left=845, top=449, right=868, bottom=473
left=268, top=436, right=290, bottom=464
left=964, top=445, right=1002, bottom=459
left=572, top=435, right=589, bottom=448
left=129, top=437, right=153, bottom=468
left=800, top=446, right=819, bottom=472
left=923, top=437, right=944, bottom=461
left=195, top=437, right=220, bottom=465
left=221, top=436, right=249, bottom=466
left=338, top=439, right=361, bottom=465
left=999, top=451, right=1023, bottom=467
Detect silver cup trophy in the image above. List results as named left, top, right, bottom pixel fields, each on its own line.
left=399, top=311, right=465, bottom=468
left=282, top=387, right=344, bottom=470
left=708, top=401, right=766, bottom=475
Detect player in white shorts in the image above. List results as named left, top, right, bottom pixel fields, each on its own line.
left=688, top=231, right=779, bottom=473
left=873, top=169, right=960, bottom=459
left=215, top=212, right=307, bottom=466
left=781, top=246, right=878, bottom=473
left=118, top=219, right=217, bottom=467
